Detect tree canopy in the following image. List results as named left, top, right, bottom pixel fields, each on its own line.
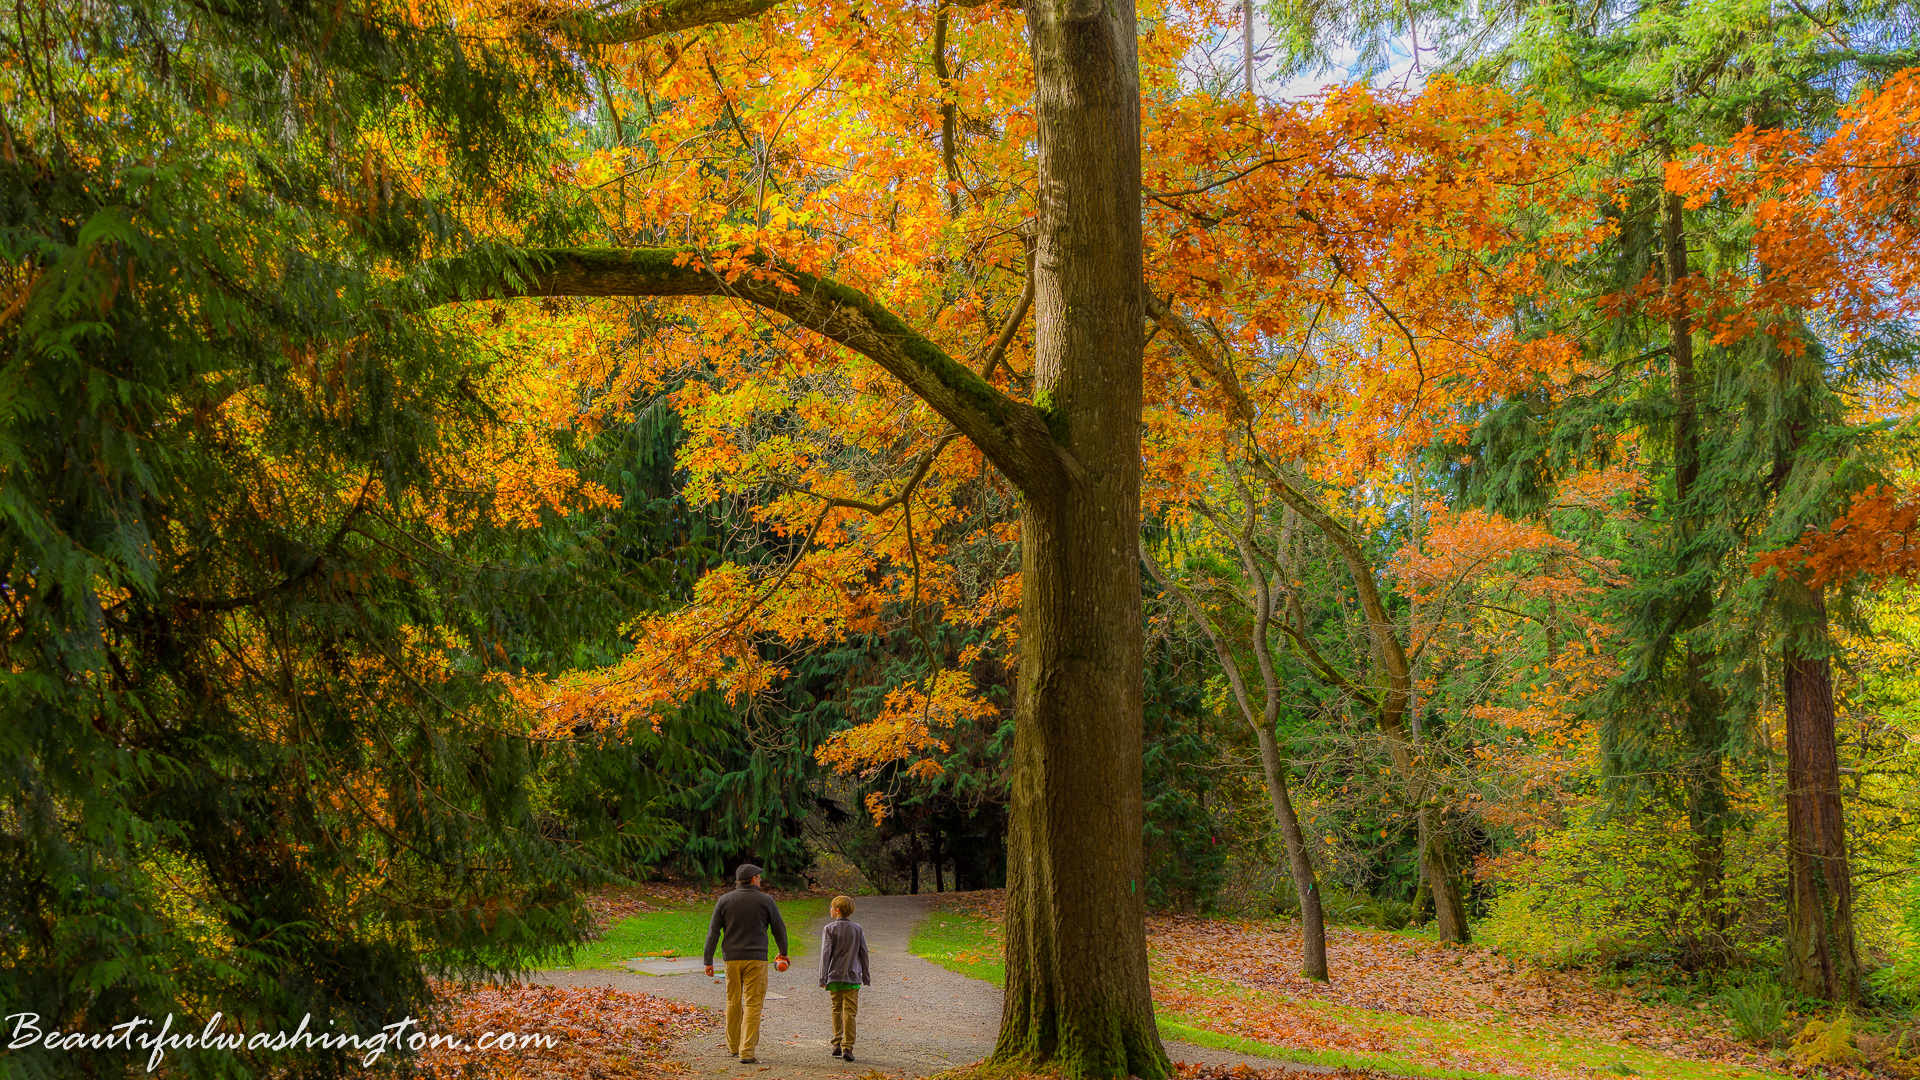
left=6, top=0, right=1920, bottom=1076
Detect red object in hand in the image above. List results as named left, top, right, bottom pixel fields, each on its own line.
left=775, top=956, right=789, bottom=972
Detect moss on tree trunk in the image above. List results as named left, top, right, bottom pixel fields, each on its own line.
left=989, top=2, right=1169, bottom=1076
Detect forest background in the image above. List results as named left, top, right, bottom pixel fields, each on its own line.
left=4, top=0, right=1920, bottom=1075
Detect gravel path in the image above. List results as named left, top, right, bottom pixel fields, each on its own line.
left=528, top=893, right=1329, bottom=1079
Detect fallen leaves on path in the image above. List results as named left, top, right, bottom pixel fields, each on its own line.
left=420, top=982, right=715, bottom=1079
left=582, top=887, right=669, bottom=931
left=1155, top=982, right=1395, bottom=1055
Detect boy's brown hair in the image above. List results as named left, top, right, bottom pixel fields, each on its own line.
left=831, top=895, right=855, bottom=917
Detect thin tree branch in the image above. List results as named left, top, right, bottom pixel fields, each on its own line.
left=977, top=273, right=1033, bottom=380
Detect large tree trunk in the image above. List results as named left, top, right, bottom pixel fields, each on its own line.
left=1781, top=591, right=1861, bottom=1002
left=994, top=2, right=1167, bottom=1076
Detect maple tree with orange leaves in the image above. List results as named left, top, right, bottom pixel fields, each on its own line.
left=12, top=0, right=1920, bottom=1076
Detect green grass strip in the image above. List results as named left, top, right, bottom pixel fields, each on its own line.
left=1157, top=1016, right=1513, bottom=1080
left=910, top=910, right=1005, bottom=987
left=548, top=897, right=830, bottom=971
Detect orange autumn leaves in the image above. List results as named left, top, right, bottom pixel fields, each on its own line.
left=1662, top=68, right=1920, bottom=358
left=487, top=5, right=1616, bottom=795
left=472, top=0, right=1917, bottom=799
left=1671, top=71, right=1920, bottom=591
left=1141, top=78, right=1612, bottom=507
left=420, top=983, right=713, bottom=1080
left=1754, top=485, right=1920, bottom=589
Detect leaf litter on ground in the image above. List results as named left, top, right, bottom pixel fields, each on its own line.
left=931, top=891, right=1858, bottom=1080
left=421, top=982, right=715, bottom=1079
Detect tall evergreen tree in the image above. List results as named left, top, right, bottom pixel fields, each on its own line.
left=1259, top=0, right=1917, bottom=998
left=0, top=2, right=681, bottom=1074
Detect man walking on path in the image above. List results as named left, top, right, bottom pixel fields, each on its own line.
left=703, top=864, right=790, bottom=1064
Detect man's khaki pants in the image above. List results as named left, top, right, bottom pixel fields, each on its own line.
left=725, top=959, right=769, bottom=1056
left=829, top=987, right=858, bottom=1051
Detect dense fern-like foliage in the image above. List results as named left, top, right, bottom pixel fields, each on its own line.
left=0, top=1, right=672, bottom=1075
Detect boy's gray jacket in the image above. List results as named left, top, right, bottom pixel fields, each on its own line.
left=817, top=918, right=870, bottom=986
left=703, top=884, right=789, bottom=964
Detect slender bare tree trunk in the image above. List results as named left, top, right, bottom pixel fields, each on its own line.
left=995, top=3, right=1168, bottom=1075
left=1267, top=481, right=1472, bottom=942
left=931, top=827, right=945, bottom=893
left=1141, top=517, right=1329, bottom=982
left=1242, top=0, right=1256, bottom=95
left=910, top=831, right=922, bottom=895
left=1254, top=730, right=1328, bottom=979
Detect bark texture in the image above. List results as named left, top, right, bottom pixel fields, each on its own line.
left=992, top=2, right=1168, bottom=1076
left=1781, top=592, right=1861, bottom=1001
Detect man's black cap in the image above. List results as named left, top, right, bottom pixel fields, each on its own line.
left=735, top=863, right=762, bottom=883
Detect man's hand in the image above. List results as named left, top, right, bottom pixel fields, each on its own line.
left=705, top=965, right=714, bottom=977
left=775, top=955, right=789, bottom=972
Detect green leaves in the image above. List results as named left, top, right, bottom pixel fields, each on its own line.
left=0, top=1, right=655, bottom=1074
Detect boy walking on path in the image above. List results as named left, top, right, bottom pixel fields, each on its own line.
left=817, top=895, right=870, bottom=1062
left=702, top=864, right=789, bottom=1064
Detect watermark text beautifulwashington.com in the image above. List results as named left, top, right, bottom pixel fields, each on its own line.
left=6, top=1011, right=557, bottom=1071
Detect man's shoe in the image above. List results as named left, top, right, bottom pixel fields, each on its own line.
left=841, top=1051, right=854, bottom=1063
left=738, top=1057, right=757, bottom=1065
left=831, top=1048, right=843, bottom=1057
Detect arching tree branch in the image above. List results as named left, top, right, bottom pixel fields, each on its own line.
left=521, top=0, right=787, bottom=45
left=530, top=0, right=1002, bottom=46
left=452, top=247, right=1069, bottom=502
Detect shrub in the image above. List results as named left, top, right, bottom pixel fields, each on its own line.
left=1477, top=801, right=1784, bottom=968
left=1717, top=982, right=1788, bottom=1044
left=1374, top=900, right=1416, bottom=931
left=1870, top=872, right=1920, bottom=1005
left=1788, top=1008, right=1861, bottom=1066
